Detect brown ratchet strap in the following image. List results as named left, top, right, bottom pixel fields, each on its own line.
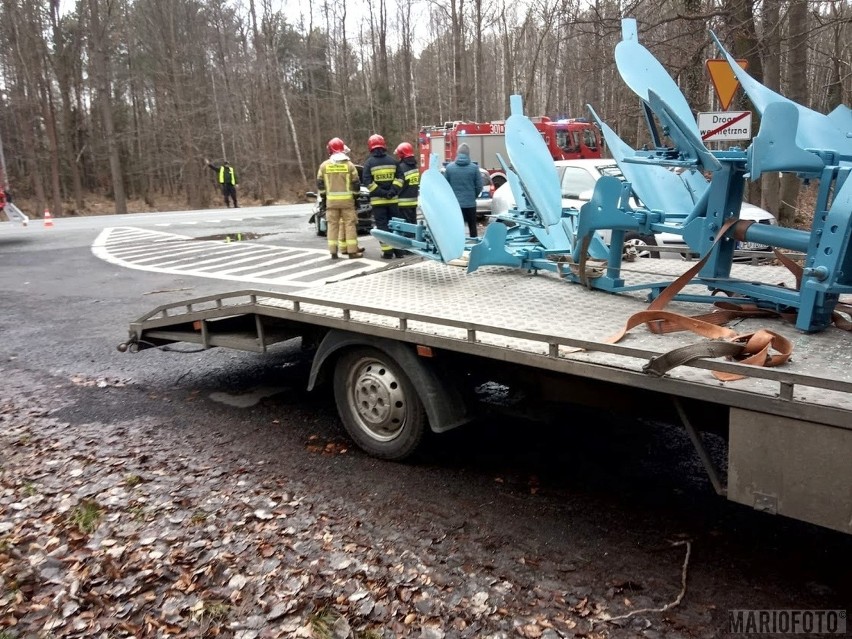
left=606, top=219, right=794, bottom=380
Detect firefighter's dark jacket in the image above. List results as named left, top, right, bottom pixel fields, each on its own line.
left=396, top=156, right=419, bottom=208
left=362, top=149, right=403, bottom=206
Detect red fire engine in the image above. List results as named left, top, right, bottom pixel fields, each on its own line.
left=418, top=116, right=602, bottom=187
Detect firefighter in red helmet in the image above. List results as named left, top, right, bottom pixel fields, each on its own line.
left=394, top=142, right=418, bottom=223
left=362, top=134, right=403, bottom=259
left=392, top=142, right=419, bottom=257
left=317, top=137, right=363, bottom=259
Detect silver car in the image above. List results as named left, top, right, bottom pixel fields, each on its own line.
left=476, top=168, right=494, bottom=218
left=490, top=159, right=777, bottom=258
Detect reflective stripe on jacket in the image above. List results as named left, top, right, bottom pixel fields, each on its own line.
left=317, top=157, right=360, bottom=203
left=397, top=157, right=419, bottom=208
left=363, top=150, right=402, bottom=206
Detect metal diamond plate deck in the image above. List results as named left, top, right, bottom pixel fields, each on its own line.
left=255, top=260, right=852, bottom=416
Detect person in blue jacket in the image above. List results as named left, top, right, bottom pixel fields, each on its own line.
left=443, top=143, right=482, bottom=238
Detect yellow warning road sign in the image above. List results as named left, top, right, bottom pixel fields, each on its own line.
left=706, top=59, right=748, bottom=111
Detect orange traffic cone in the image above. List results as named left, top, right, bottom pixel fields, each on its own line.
left=44, top=209, right=54, bottom=228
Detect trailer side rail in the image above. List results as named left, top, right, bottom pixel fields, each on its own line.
left=126, top=287, right=852, bottom=429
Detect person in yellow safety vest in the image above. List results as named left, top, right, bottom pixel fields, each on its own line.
left=363, top=134, right=404, bottom=259
left=205, top=158, right=239, bottom=208
left=317, top=138, right=363, bottom=259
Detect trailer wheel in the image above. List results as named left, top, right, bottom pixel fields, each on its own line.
left=333, top=347, right=427, bottom=460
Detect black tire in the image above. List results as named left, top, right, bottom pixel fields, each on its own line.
left=623, top=231, right=660, bottom=259
left=333, top=347, right=427, bottom=460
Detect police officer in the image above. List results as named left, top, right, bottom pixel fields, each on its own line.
left=317, top=138, right=363, bottom=259
left=363, top=134, right=403, bottom=259
left=205, top=158, right=239, bottom=208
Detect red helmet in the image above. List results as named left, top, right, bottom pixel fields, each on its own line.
left=395, top=142, right=414, bottom=159
left=327, top=137, right=346, bottom=154
left=368, top=134, right=386, bottom=151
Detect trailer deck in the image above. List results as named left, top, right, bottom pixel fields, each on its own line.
left=129, top=258, right=852, bottom=429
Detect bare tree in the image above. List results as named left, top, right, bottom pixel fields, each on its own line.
left=0, top=0, right=848, bottom=214
left=778, top=0, right=808, bottom=227
left=759, top=0, right=782, bottom=215
left=88, top=0, right=127, bottom=214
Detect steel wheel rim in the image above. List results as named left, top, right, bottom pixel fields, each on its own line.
left=624, top=237, right=652, bottom=258
left=347, top=357, right=407, bottom=441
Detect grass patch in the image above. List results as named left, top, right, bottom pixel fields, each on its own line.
left=124, top=474, right=143, bottom=487
left=190, top=600, right=230, bottom=634
left=22, top=482, right=37, bottom=497
left=69, top=499, right=102, bottom=534
left=204, top=602, right=229, bottom=620
left=191, top=510, right=208, bottom=525
left=310, top=606, right=347, bottom=639
left=128, top=505, right=147, bottom=521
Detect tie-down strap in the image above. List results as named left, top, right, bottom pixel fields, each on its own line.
left=607, top=309, right=793, bottom=381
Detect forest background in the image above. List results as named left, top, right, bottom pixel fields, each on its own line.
left=0, top=0, right=849, bottom=226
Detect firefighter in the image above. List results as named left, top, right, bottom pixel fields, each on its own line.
left=363, top=134, right=403, bottom=259
left=394, top=142, right=419, bottom=224
left=393, top=142, right=419, bottom=258
left=317, top=137, right=363, bottom=259
left=205, top=158, right=239, bottom=208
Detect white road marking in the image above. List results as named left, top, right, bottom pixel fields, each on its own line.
left=92, top=227, right=384, bottom=288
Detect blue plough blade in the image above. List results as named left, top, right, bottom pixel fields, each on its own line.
left=415, top=153, right=466, bottom=262
left=467, top=222, right=523, bottom=273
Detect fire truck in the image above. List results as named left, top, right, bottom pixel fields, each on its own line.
left=418, top=116, right=602, bottom=188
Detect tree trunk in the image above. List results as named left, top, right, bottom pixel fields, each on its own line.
left=778, top=0, right=807, bottom=227
left=725, top=0, right=764, bottom=207
left=88, top=0, right=127, bottom=213
left=759, top=0, right=781, bottom=215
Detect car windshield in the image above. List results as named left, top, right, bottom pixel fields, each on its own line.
left=596, top=164, right=623, bottom=179
left=554, top=162, right=644, bottom=205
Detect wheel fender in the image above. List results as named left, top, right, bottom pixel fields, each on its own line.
left=308, top=330, right=469, bottom=433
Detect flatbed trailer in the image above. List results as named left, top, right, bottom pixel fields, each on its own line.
left=122, top=259, right=852, bottom=534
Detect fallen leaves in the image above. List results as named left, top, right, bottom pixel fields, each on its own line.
left=305, top=435, right=349, bottom=456
left=0, top=391, right=623, bottom=639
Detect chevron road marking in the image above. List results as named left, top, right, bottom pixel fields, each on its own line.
left=92, top=227, right=384, bottom=288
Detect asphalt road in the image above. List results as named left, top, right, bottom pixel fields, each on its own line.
left=1, top=208, right=850, bottom=638
left=0, top=205, right=389, bottom=383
